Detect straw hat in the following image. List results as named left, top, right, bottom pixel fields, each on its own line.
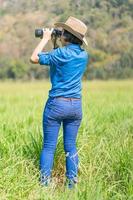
left=54, top=16, right=88, bottom=46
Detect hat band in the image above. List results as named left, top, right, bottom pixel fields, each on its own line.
left=73, top=31, right=84, bottom=40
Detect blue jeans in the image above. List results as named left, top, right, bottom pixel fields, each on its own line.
left=39, top=97, right=82, bottom=180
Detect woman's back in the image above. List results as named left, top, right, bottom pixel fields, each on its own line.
left=38, top=43, right=89, bottom=98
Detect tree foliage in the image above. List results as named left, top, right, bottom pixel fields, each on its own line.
left=0, top=0, right=133, bottom=80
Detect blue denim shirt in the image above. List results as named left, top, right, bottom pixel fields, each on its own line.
left=38, top=43, right=89, bottom=98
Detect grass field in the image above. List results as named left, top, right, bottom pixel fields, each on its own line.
left=0, top=80, right=133, bottom=200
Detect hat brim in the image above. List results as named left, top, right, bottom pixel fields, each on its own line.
left=54, top=22, right=88, bottom=46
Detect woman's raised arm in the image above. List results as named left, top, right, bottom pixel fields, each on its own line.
left=30, top=28, right=53, bottom=64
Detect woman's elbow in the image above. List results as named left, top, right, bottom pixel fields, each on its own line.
left=30, top=56, right=39, bottom=64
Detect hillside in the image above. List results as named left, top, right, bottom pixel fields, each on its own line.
left=0, top=0, right=133, bottom=79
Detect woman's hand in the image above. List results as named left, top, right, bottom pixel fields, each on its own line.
left=42, top=28, right=54, bottom=41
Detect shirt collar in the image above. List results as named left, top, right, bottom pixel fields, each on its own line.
left=66, top=43, right=81, bottom=50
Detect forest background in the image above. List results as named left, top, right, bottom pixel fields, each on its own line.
left=0, top=0, right=133, bottom=80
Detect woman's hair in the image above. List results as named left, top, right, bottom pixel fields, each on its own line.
left=62, top=29, right=83, bottom=46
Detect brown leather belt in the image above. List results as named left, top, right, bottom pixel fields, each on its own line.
left=55, top=97, right=80, bottom=100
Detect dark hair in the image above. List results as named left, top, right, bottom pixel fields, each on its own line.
left=63, top=29, right=83, bottom=46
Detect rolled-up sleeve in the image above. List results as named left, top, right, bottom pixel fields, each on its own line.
left=38, top=52, right=51, bottom=65
left=38, top=48, right=62, bottom=66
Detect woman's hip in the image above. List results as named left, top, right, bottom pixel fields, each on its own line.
left=43, top=96, right=82, bottom=121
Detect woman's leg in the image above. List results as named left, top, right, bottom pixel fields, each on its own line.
left=39, top=99, right=61, bottom=179
left=63, top=118, right=82, bottom=181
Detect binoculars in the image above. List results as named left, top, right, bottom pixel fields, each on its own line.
left=35, top=28, right=62, bottom=38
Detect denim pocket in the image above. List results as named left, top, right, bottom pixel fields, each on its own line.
left=43, top=98, right=56, bottom=118
left=45, top=97, right=64, bottom=119
left=46, top=98, right=56, bottom=109
left=73, top=101, right=82, bottom=120
left=43, top=98, right=56, bottom=123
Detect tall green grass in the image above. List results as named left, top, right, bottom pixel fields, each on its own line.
left=0, top=80, right=133, bottom=200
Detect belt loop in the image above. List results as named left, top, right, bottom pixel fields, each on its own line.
left=71, top=98, right=73, bottom=105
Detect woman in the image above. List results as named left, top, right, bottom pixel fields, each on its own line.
left=30, top=16, right=89, bottom=189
